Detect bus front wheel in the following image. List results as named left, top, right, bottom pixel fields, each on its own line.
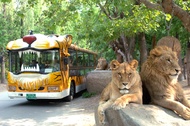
left=66, top=82, right=75, bottom=102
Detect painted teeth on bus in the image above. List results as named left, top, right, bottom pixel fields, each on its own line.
left=6, top=33, right=98, bottom=101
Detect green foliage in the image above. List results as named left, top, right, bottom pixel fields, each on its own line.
left=82, top=91, right=96, bottom=98
left=0, top=0, right=11, bottom=2
left=0, top=4, right=20, bottom=48
left=0, top=0, right=190, bottom=60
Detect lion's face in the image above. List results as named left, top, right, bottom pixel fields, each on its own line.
left=148, top=46, right=181, bottom=80
left=110, top=60, right=138, bottom=94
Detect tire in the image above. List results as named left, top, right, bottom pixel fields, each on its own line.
left=66, top=82, right=75, bottom=102
left=26, top=99, right=36, bottom=102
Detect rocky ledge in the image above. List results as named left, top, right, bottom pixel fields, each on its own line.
left=94, top=103, right=190, bottom=126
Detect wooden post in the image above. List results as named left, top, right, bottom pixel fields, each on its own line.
left=1, top=56, right=6, bottom=83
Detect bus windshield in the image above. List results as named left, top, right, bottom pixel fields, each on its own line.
left=9, top=49, right=60, bottom=74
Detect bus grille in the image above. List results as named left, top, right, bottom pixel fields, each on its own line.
left=19, top=87, right=45, bottom=91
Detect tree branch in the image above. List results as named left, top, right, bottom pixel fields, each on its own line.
left=117, top=49, right=127, bottom=62
left=97, top=3, right=112, bottom=20
left=139, top=0, right=162, bottom=11
left=97, top=2, right=121, bottom=20
left=139, top=0, right=190, bottom=32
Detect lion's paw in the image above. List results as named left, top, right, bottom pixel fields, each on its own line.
left=111, top=99, right=127, bottom=110
left=98, top=112, right=106, bottom=125
left=98, top=106, right=106, bottom=125
left=181, top=107, right=190, bottom=120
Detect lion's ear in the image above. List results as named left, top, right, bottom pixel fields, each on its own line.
left=110, top=60, right=120, bottom=70
left=150, top=47, right=162, bottom=57
left=129, top=59, right=138, bottom=70
left=150, top=46, right=170, bottom=57
left=173, top=51, right=178, bottom=57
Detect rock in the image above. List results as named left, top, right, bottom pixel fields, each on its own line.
left=86, top=70, right=111, bottom=94
left=95, top=103, right=190, bottom=126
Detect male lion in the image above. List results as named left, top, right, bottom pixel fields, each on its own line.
left=95, top=57, right=109, bottom=70
left=98, top=59, right=142, bottom=125
left=140, top=46, right=190, bottom=120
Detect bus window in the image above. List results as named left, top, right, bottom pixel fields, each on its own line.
left=76, top=51, right=83, bottom=66
left=9, top=51, right=20, bottom=74
left=40, top=50, right=60, bottom=73
left=89, top=54, right=94, bottom=66
left=8, top=49, right=60, bottom=74
left=69, top=49, right=77, bottom=66
left=69, top=56, right=74, bottom=66
left=52, top=57, right=60, bottom=71
left=83, top=53, right=88, bottom=66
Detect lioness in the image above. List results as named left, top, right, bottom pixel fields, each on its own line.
left=98, top=59, right=142, bottom=125
left=140, top=46, right=190, bottom=120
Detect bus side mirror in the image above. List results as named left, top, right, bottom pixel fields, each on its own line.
left=63, top=57, right=68, bottom=65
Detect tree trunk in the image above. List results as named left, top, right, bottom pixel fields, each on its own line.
left=120, top=33, right=128, bottom=62
left=128, top=36, right=136, bottom=62
left=1, top=4, right=6, bottom=84
left=110, top=35, right=136, bottom=63
left=139, top=32, right=147, bottom=69
left=116, top=53, right=123, bottom=63
left=178, top=54, right=183, bottom=81
left=183, top=57, right=187, bottom=80
left=152, top=35, right=156, bottom=49
left=20, top=18, right=24, bottom=38
left=186, top=42, right=190, bottom=86
left=1, top=56, right=6, bottom=83
left=110, top=39, right=124, bottom=63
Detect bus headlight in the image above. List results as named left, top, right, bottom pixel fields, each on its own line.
left=48, top=86, right=59, bottom=91
left=8, top=86, right=16, bottom=91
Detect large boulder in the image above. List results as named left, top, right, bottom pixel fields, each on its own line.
left=86, top=70, right=111, bottom=94
left=94, top=82, right=190, bottom=126
left=95, top=103, right=190, bottom=126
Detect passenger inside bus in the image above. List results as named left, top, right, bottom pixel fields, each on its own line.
left=39, top=61, right=45, bottom=73
left=30, top=60, right=38, bottom=68
left=45, top=61, right=51, bottom=68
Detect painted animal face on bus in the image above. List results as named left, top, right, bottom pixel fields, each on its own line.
left=7, top=34, right=72, bottom=73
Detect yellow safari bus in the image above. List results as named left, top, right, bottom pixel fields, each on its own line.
left=6, top=33, right=97, bottom=101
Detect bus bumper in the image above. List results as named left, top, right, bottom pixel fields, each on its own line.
left=8, top=90, right=70, bottom=99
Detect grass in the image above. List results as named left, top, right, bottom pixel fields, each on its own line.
left=82, top=91, right=96, bottom=98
